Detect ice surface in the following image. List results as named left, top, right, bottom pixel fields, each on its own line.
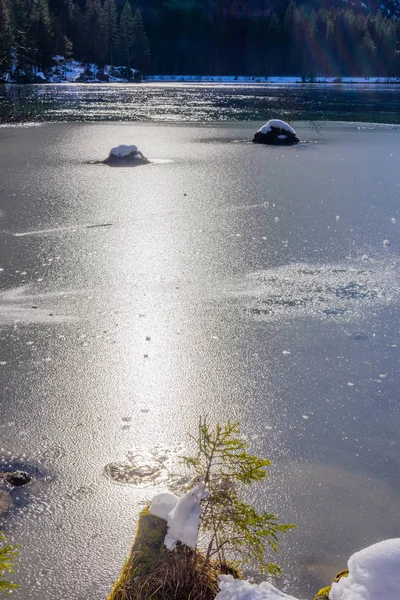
left=164, top=482, right=208, bottom=550
left=226, top=260, right=400, bottom=323
left=329, top=539, right=400, bottom=600
left=216, top=575, right=301, bottom=600
left=258, top=120, right=296, bottom=135
left=149, top=492, right=179, bottom=520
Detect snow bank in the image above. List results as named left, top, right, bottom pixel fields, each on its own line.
left=48, top=56, right=139, bottom=83
left=329, top=539, right=400, bottom=600
left=216, top=574, right=301, bottom=600
left=258, top=120, right=296, bottom=135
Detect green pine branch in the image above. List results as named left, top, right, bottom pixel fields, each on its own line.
left=0, top=532, right=19, bottom=595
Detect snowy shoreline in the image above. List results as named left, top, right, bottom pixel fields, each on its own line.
left=2, top=57, right=400, bottom=86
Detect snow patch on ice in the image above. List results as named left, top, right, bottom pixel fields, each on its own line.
left=330, top=539, right=400, bottom=600
left=216, top=574, right=302, bottom=600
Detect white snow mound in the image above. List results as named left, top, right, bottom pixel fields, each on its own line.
left=149, top=492, right=179, bottom=521
left=329, top=538, right=400, bottom=600
left=164, top=482, right=208, bottom=550
left=216, top=575, right=302, bottom=600
left=258, top=120, right=296, bottom=135
left=109, top=145, right=139, bottom=157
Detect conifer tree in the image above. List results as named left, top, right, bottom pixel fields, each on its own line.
left=119, top=1, right=134, bottom=70
left=34, top=0, right=54, bottom=70
left=360, top=29, right=377, bottom=76
left=83, top=0, right=105, bottom=64
left=266, top=13, right=282, bottom=75
left=103, top=0, right=118, bottom=66
left=131, top=9, right=151, bottom=74
left=0, top=0, right=13, bottom=74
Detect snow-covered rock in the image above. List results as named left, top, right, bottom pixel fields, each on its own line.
left=258, top=120, right=296, bottom=135
left=110, top=145, right=139, bottom=158
left=149, top=492, right=179, bottom=520
left=216, top=574, right=302, bottom=600
left=104, top=145, right=149, bottom=165
left=164, top=482, right=208, bottom=550
left=329, top=539, right=400, bottom=600
left=253, top=120, right=299, bottom=145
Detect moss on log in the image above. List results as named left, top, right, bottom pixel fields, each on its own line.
left=107, top=508, right=167, bottom=600
left=314, top=568, right=349, bottom=600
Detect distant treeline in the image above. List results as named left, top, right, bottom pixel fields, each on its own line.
left=1, top=0, right=400, bottom=79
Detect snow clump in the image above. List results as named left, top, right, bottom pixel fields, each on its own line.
left=149, top=492, right=179, bottom=520
left=109, top=145, right=140, bottom=158
left=329, top=538, right=400, bottom=600
left=216, top=574, right=302, bottom=600
left=258, top=120, right=296, bottom=135
left=150, top=482, right=209, bottom=550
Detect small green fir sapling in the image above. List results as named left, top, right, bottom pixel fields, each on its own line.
left=181, top=418, right=295, bottom=575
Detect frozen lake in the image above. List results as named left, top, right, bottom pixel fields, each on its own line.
left=0, top=119, right=399, bottom=599
left=1, top=82, right=400, bottom=123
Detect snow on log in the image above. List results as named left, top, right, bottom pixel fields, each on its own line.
left=164, top=482, right=209, bottom=550
left=149, top=492, right=179, bottom=521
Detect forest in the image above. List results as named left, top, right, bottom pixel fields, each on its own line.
left=0, top=0, right=400, bottom=80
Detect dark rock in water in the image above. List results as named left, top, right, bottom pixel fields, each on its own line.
left=253, top=119, right=300, bottom=145
left=103, top=145, right=150, bottom=166
left=0, top=470, right=32, bottom=487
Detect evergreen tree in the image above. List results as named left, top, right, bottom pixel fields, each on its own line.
left=131, top=9, right=151, bottom=74
left=10, top=0, right=54, bottom=76
left=266, top=13, right=282, bottom=75
left=119, top=1, right=134, bottom=68
left=103, top=0, right=118, bottom=66
left=0, top=0, right=13, bottom=74
left=360, top=29, right=377, bottom=76
left=83, top=0, right=105, bottom=64
left=34, top=0, right=54, bottom=70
